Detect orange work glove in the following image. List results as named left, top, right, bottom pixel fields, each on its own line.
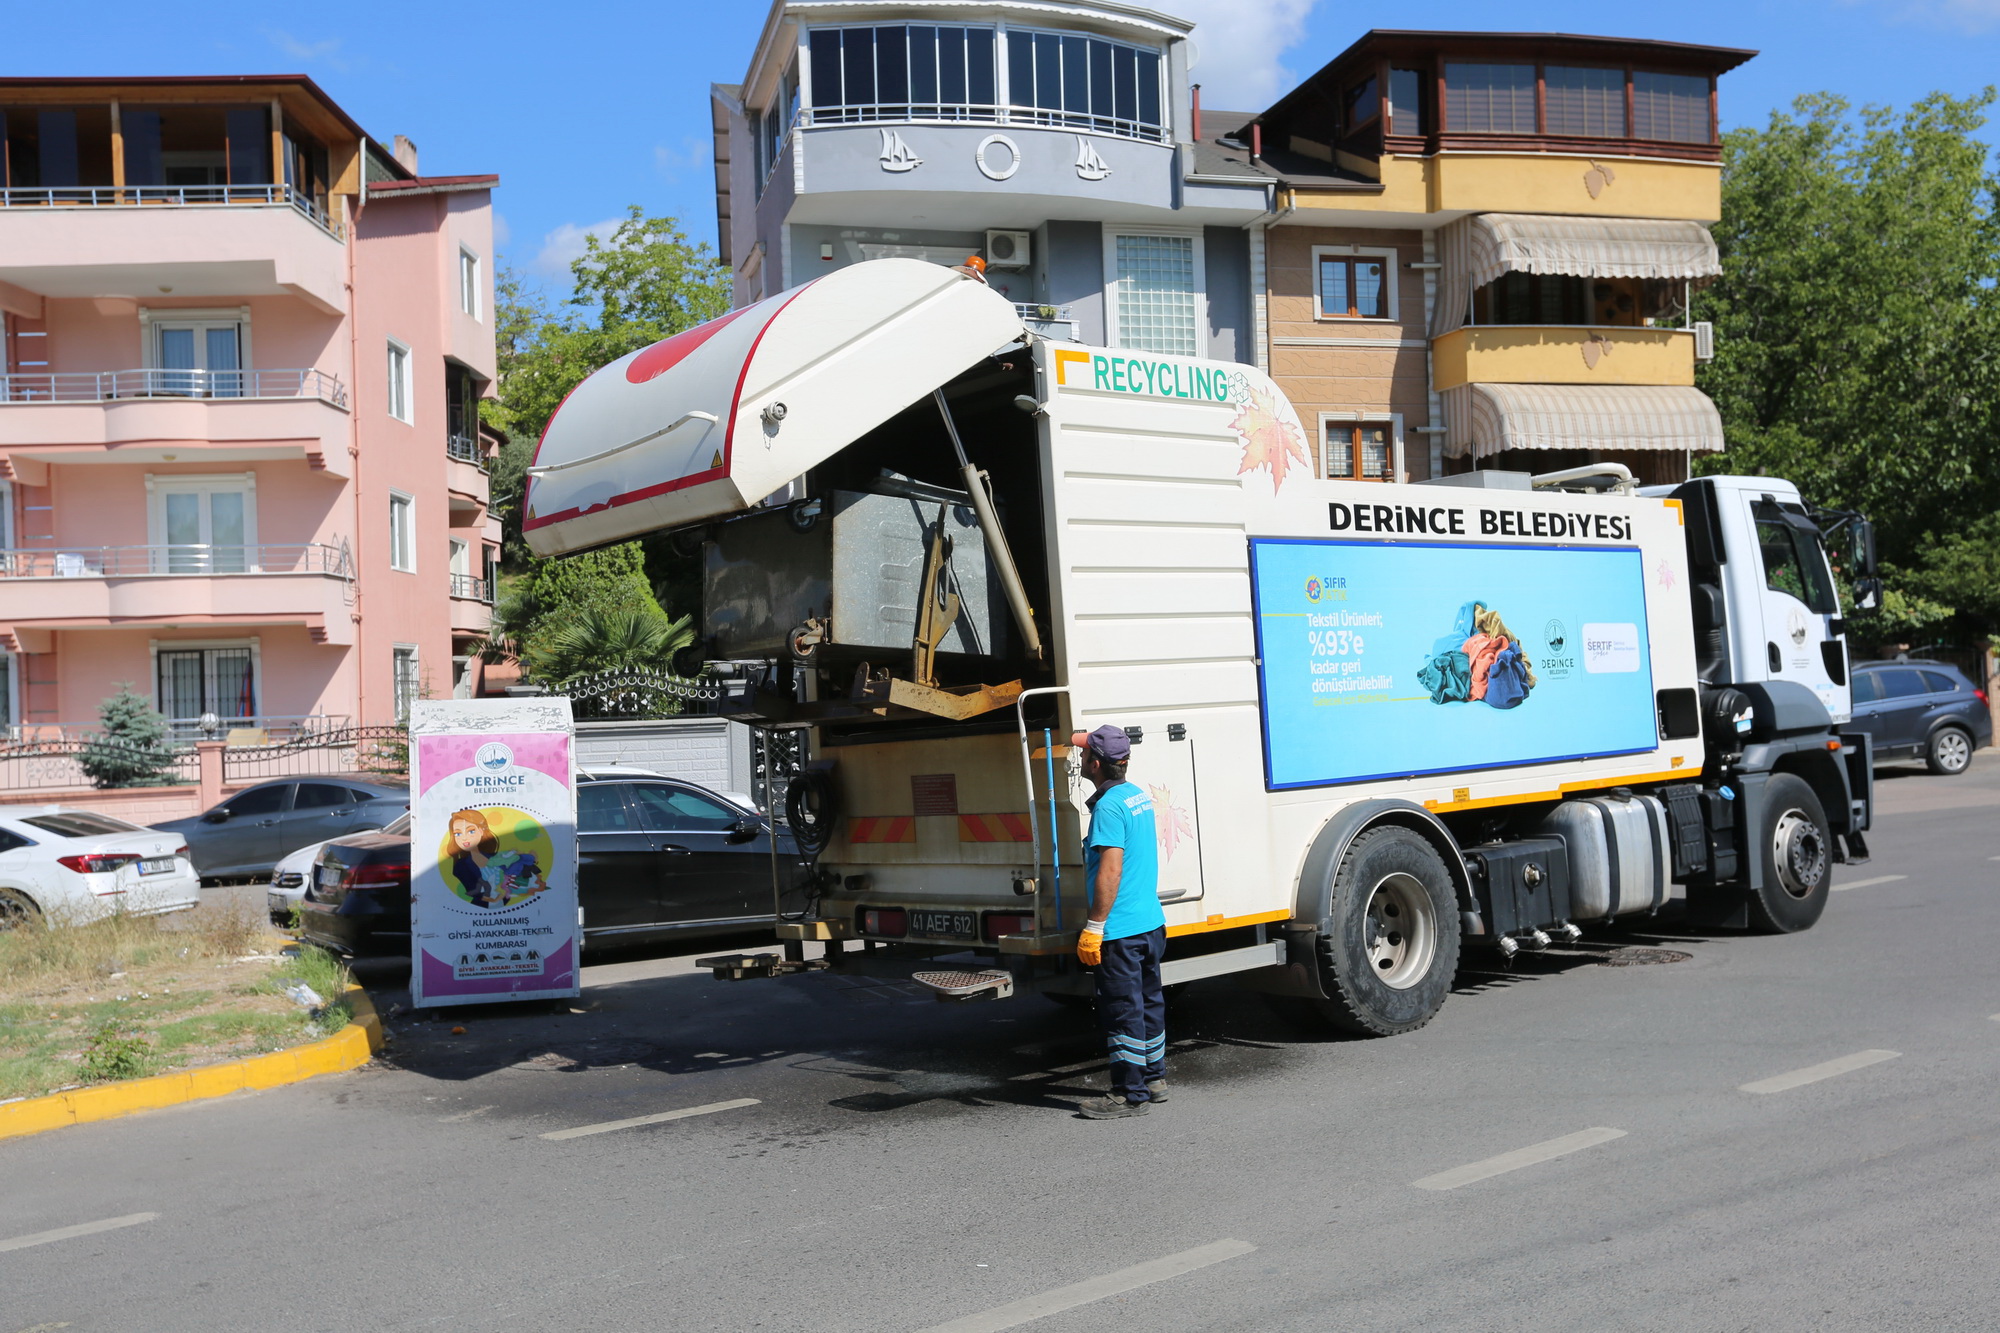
left=1077, top=922, right=1105, bottom=967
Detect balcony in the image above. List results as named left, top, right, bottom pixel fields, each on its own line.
left=0, top=190, right=348, bottom=315
left=1430, top=326, right=1697, bottom=392
left=449, top=573, right=494, bottom=636
left=446, top=431, right=483, bottom=465
left=449, top=572, right=493, bottom=602
left=0, top=368, right=350, bottom=479
left=1014, top=303, right=1079, bottom=340
left=0, top=542, right=357, bottom=648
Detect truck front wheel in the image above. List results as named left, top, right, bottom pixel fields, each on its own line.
left=1310, top=826, right=1460, bottom=1036
left=1746, top=773, right=1832, bottom=934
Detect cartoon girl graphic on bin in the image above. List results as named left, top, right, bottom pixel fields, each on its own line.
left=448, top=809, right=546, bottom=908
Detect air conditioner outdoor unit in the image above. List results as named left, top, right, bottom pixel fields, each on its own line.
left=985, top=230, right=1031, bottom=268
left=1691, top=320, right=1715, bottom=362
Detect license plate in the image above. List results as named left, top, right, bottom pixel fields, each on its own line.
left=318, top=865, right=342, bottom=887
left=138, top=857, right=175, bottom=876
left=908, top=909, right=976, bottom=939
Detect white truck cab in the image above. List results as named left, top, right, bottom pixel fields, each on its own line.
left=527, top=259, right=1876, bottom=1036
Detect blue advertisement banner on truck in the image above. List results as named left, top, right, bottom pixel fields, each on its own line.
left=1249, top=537, right=1658, bottom=789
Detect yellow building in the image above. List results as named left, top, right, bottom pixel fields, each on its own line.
left=1229, top=30, right=1751, bottom=484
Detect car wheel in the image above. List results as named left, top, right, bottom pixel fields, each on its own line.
left=1745, top=773, right=1832, bottom=934
left=1926, top=726, right=1973, bottom=776
left=0, top=888, right=43, bottom=931
left=1306, top=826, right=1460, bottom=1037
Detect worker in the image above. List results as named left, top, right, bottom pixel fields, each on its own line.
left=1072, top=724, right=1166, bottom=1119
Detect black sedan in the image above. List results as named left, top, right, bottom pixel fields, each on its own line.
left=1850, top=659, right=1992, bottom=775
left=153, top=776, right=409, bottom=879
left=296, top=772, right=809, bottom=956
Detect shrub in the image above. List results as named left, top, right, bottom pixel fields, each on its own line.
left=78, top=685, right=180, bottom=789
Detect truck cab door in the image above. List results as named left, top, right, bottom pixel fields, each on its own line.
left=1745, top=499, right=1849, bottom=720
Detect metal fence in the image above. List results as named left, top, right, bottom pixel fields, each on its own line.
left=447, top=431, right=484, bottom=464
left=0, top=367, right=347, bottom=407
left=563, top=669, right=725, bottom=721
left=0, top=736, right=200, bottom=794
left=0, top=183, right=342, bottom=237
left=221, top=725, right=409, bottom=784
left=449, top=572, right=494, bottom=602
left=0, top=542, right=352, bottom=579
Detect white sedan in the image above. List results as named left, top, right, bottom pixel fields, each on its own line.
left=0, top=805, right=200, bottom=928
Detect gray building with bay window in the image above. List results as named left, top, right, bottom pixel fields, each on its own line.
left=711, top=0, right=1275, bottom=362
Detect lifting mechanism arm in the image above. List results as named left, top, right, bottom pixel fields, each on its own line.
left=933, top=389, right=1045, bottom=663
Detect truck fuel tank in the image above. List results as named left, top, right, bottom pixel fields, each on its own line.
left=1536, top=793, right=1672, bottom=920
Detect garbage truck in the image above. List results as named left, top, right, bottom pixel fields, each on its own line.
left=523, top=258, right=1879, bottom=1035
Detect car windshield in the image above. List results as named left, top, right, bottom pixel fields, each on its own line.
left=21, top=811, right=145, bottom=837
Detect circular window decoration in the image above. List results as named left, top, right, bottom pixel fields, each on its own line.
left=975, top=134, right=1022, bottom=181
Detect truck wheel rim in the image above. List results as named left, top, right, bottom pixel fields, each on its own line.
left=1364, top=872, right=1436, bottom=989
left=1937, top=731, right=1970, bottom=771
left=1771, top=811, right=1827, bottom=899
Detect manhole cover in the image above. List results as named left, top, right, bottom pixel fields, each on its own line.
left=514, top=1039, right=663, bottom=1071
left=1598, top=947, right=1693, bottom=967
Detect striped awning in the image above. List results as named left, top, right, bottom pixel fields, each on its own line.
left=1442, top=383, right=1725, bottom=460
left=1464, top=213, right=1721, bottom=290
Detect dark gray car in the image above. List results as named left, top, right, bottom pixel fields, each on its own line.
left=153, top=777, right=409, bottom=878
left=1850, top=660, right=1993, bottom=775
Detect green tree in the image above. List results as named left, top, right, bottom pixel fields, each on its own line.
left=512, top=542, right=668, bottom=673
left=1696, top=90, right=2000, bottom=639
left=527, top=605, right=697, bottom=686
left=78, top=686, right=179, bottom=789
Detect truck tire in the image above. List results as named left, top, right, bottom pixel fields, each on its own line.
left=1308, top=826, right=1460, bottom=1036
left=1926, top=726, right=1974, bottom=776
left=1746, top=773, right=1832, bottom=934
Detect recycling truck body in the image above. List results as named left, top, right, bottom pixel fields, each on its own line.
left=524, top=258, right=1876, bottom=1034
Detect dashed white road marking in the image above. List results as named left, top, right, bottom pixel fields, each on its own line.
left=915, top=1238, right=1256, bottom=1333
left=540, top=1097, right=759, bottom=1140
left=1413, top=1128, right=1626, bottom=1191
left=0, top=1212, right=157, bottom=1253
left=1739, top=1049, right=1900, bottom=1095
left=1833, top=875, right=1907, bottom=892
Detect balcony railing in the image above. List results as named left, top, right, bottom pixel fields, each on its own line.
left=1015, top=302, right=1079, bottom=339
left=449, top=573, right=495, bottom=602
left=0, top=542, right=354, bottom=579
left=0, top=183, right=343, bottom=239
left=0, top=367, right=348, bottom=408
left=446, top=431, right=484, bottom=464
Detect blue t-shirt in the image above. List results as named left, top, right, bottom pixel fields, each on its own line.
left=1083, top=781, right=1165, bottom=941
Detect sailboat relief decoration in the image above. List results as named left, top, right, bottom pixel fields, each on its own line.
left=1074, top=137, right=1112, bottom=181
left=879, top=129, right=923, bottom=173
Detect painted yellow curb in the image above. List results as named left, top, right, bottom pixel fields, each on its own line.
left=0, top=984, right=382, bottom=1142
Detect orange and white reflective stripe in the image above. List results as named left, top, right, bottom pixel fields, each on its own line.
left=958, top=813, right=1033, bottom=843
left=847, top=816, right=916, bottom=844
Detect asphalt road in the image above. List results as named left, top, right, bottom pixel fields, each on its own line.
left=6, top=754, right=1999, bottom=1332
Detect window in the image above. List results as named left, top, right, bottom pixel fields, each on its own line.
left=1874, top=668, right=1928, bottom=700
left=389, top=492, right=415, bottom=572
left=1007, top=28, right=1164, bottom=139
left=1754, top=506, right=1837, bottom=613
left=1633, top=70, right=1712, bottom=143
left=628, top=783, right=744, bottom=832
left=220, top=785, right=289, bottom=818
left=1445, top=62, right=1536, bottom=133
left=143, top=308, right=247, bottom=398
left=1315, top=250, right=1395, bottom=320
left=392, top=645, right=420, bottom=722
left=757, top=63, right=800, bottom=187
left=1107, top=231, right=1200, bottom=356
left=1324, top=422, right=1393, bottom=482
left=0, top=828, right=31, bottom=853
left=1475, top=272, right=1594, bottom=326
left=386, top=338, right=412, bottom=422
left=157, top=644, right=256, bottom=725
left=458, top=248, right=480, bottom=319
left=808, top=25, right=998, bottom=123
left=1343, top=76, right=1379, bottom=131
left=578, top=783, right=637, bottom=833
left=295, top=782, right=354, bottom=810
left=1545, top=66, right=1626, bottom=137
left=1921, top=670, right=1960, bottom=695
left=1388, top=68, right=1428, bottom=135
left=148, top=474, right=256, bottom=573
left=0, top=651, right=13, bottom=733
left=23, top=810, right=145, bottom=837
left=1851, top=671, right=1882, bottom=705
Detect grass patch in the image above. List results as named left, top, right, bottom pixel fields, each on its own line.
left=0, top=904, right=361, bottom=1101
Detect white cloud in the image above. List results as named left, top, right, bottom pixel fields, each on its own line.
left=263, top=27, right=348, bottom=71
left=491, top=212, right=512, bottom=249
left=653, top=136, right=708, bottom=184
left=1163, top=0, right=1323, bottom=109
left=531, top=217, right=626, bottom=278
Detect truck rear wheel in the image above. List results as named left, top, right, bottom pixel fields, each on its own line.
left=1309, top=826, right=1460, bottom=1036
left=1746, top=773, right=1832, bottom=934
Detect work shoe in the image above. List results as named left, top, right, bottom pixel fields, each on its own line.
left=1145, top=1079, right=1170, bottom=1103
left=1078, top=1094, right=1150, bottom=1119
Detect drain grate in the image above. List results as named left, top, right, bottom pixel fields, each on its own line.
left=1598, top=947, right=1693, bottom=967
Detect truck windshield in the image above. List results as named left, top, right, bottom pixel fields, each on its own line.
left=1754, top=508, right=1839, bottom=614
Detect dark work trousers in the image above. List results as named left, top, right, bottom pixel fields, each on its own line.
left=1094, top=926, right=1166, bottom=1102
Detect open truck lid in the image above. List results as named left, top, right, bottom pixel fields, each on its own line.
left=523, top=258, right=1027, bottom=556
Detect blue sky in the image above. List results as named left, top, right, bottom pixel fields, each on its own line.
left=10, top=0, right=1998, bottom=300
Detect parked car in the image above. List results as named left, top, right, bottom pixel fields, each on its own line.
left=0, top=805, right=199, bottom=928
left=153, top=777, right=409, bottom=879
left=1849, top=659, right=1993, bottom=775
left=296, top=772, right=808, bottom=956
left=268, top=810, right=412, bottom=928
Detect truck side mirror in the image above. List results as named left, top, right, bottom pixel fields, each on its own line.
left=1853, top=520, right=1878, bottom=578
left=1854, top=576, right=1882, bottom=612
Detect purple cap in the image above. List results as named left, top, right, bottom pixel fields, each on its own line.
left=1072, top=724, right=1131, bottom=763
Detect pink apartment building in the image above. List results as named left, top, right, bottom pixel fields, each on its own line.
left=0, top=76, right=499, bottom=738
